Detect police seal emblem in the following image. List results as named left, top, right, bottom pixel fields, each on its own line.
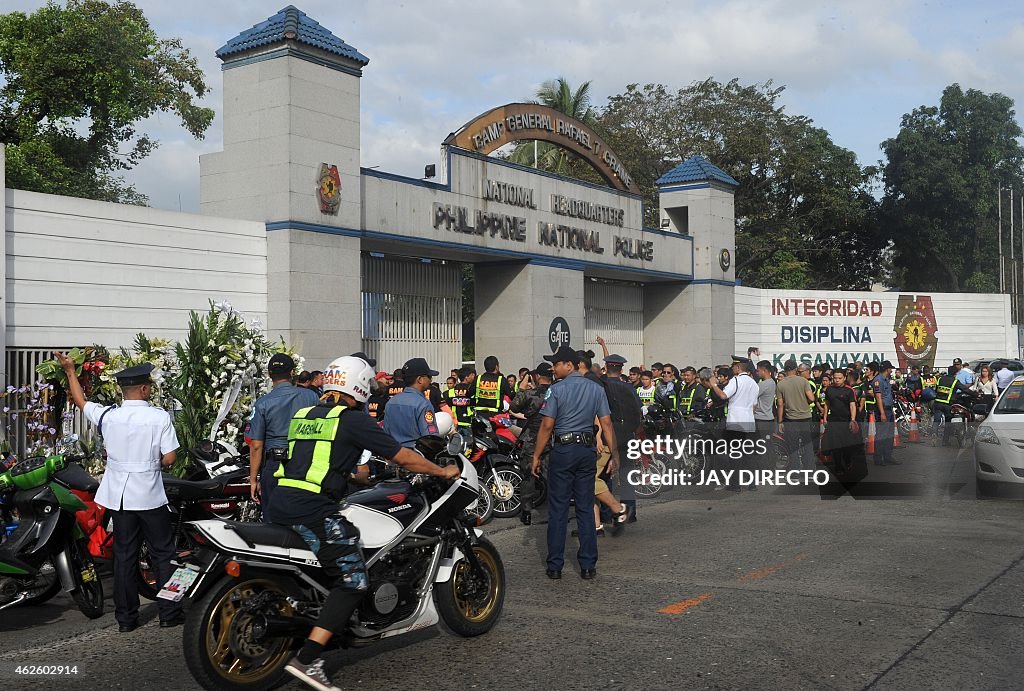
left=317, top=163, right=341, bottom=215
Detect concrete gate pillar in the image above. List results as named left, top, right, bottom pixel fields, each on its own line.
left=644, top=157, right=738, bottom=367
left=199, top=7, right=368, bottom=368
left=475, top=262, right=585, bottom=373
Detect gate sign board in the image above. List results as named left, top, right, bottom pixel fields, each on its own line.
left=444, top=104, right=642, bottom=195
left=549, top=317, right=571, bottom=353
left=734, top=288, right=1016, bottom=370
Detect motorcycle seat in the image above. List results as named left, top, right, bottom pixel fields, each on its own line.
left=227, top=522, right=309, bottom=550
left=163, top=476, right=225, bottom=500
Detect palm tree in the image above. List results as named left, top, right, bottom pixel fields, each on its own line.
left=509, top=77, right=594, bottom=175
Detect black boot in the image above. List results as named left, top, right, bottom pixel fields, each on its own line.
left=519, top=510, right=532, bottom=526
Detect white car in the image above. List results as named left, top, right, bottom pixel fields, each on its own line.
left=975, top=377, right=1024, bottom=499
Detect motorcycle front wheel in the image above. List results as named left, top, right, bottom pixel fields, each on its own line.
left=183, top=575, right=296, bottom=691
left=435, top=537, right=505, bottom=637
left=68, top=541, right=104, bottom=619
left=487, top=465, right=523, bottom=518
left=631, top=457, right=667, bottom=497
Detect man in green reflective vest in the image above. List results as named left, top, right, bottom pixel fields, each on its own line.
left=272, top=355, right=459, bottom=691
left=930, top=365, right=972, bottom=447
left=474, top=355, right=514, bottom=419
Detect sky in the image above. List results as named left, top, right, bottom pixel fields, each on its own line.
left=8, top=0, right=1024, bottom=212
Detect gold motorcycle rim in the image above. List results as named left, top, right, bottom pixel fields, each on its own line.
left=451, top=546, right=501, bottom=623
left=204, top=579, right=293, bottom=683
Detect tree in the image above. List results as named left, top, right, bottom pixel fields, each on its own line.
left=596, top=79, right=884, bottom=289
left=0, top=0, right=215, bottom=204
left=879, top=84, right=1024, bottom=292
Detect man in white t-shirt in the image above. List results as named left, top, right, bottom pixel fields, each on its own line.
left=708, top=359, right=760, bottom=490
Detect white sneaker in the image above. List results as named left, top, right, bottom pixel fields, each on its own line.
left=284, top=657, right=341, bottom=691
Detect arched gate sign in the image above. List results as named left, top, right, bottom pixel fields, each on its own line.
left=443, top=103, right=642, bottom=195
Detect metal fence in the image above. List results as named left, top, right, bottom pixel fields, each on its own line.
left=361, top=254, right=463, bottom=375
left=584, top=279, right=645, bottom=367
left=3, top=347, right=92, bottom=458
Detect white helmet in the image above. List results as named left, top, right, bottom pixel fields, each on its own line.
left=322, top=356, right=375, bottom=403
left=434, top=411, right=454, bottom=437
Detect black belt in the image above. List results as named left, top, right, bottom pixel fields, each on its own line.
left=268, top=448, right=288, bottom=459
left=555, top=432, right=595, bottom=446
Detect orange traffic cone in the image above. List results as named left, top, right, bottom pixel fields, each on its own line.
left=908, top=408, right=922, bottom=443
left=866, top=412, right=876, bottom=455
left=893, top=424, right=902, bottom=447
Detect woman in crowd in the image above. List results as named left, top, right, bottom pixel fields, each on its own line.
left=972, top=364, right=998, bottom=408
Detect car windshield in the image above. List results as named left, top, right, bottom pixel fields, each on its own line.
left=994, top=380, right=1024, bottom=413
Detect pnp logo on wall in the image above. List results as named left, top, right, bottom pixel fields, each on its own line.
left=317, top=163, right=341, bottom=215
left=893, top=295, right=938, bottom=370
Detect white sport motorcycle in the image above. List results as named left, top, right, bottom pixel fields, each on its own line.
left=169, top=434, right=504, bottom=691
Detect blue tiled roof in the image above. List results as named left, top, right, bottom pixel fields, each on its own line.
left=216, top=6, right=369, bottom=65
left=656, top=156, right=739, bottom=187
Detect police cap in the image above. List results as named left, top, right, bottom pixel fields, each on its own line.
left=267, top=353, right=295, bottom=375
left=604, top=354, right=627, bottom=365
left=544, top=345, right=579, bottom=365
left=114, top=362, right=154, bottom=386
left=530, top=362, right=554, bottom=377
left=879, top=360, right=895, bottom=370
left=402, top=357, right=438, bottom=378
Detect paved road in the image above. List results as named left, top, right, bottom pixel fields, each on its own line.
left=1, top=442, right=1022, bottom=690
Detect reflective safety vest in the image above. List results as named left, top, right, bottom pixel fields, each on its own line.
left=474, top=374, right=504, bottom=413
left=660, top=381, right=679, bottom=411
left=637, top=385, right=655, bottom=405
left=446, top=384, right=474, bottom=427
left=935, top=376, right=957, bottom=405
left=680, top=385, right=697, bottom=414
left=275, top=405, right=347, bottom=496
left=864, top=376, right=879, bottom=408
left=808, top=380, right=821, bottom=412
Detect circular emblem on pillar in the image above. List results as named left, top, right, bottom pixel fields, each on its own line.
left=317, top=163, right=341, bottom=216
left=719, top=248, right=732, bottom=272
left=548, top=317, right=571, bottom=353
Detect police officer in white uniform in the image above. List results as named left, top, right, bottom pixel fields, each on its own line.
left=56, top=354, right=182, bottom=632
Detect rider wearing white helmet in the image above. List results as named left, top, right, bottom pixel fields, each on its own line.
left=272, top=355, right=459, bottom=690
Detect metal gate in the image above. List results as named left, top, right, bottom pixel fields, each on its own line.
left=584, top=279, right=644, bottom=368
left=361, top=254, right=462, bottom=375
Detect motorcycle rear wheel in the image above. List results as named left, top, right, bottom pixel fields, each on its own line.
left=68, top=541, right=104, bottom=619
left=183, top=575, right=296, bottom=691
left=435, top=537, right=504, bottom=637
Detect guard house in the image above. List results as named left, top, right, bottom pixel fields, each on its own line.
left=200, top=6, right=737, bottom=372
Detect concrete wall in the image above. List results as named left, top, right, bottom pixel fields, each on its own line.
left=644, top=282, right=735, bottom=368
left=735, top=286, right=1019, bottom=369
left=475, top=262, right=585, bottom=372
left=5, top=188, right=267, bottom=349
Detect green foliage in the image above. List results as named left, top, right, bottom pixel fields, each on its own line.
left=880, top=84, right=1024, bottom=292
left=596, top=79, right=885, bottom=289
left=0, top=0, right=214, bottom=203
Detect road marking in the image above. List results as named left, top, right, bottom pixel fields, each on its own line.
left=737, top=553, right=806, bottom=583
left=658, top=592, right=713, bottom=615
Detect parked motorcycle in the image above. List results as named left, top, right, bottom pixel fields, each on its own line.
left=173, top=433, right=503, bottom=691
left=0, top=444, right=104, bottom=619
left=136, top=441, right=260, bottom=600
left=470, top=415, right=525, bottom=519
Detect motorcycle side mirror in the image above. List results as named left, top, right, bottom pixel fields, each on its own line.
left=446, top=435, right=466, bottom=457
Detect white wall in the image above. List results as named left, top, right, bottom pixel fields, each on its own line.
left=736, top=287, right=1018, bottom=369
left=5, top=189, right=268, bottom=349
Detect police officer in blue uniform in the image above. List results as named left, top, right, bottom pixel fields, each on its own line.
left=382, top=358, right=440, bottom=447
left=248, top=353, right=321, bottom=523
left=532, top=345, right=618, bottom=580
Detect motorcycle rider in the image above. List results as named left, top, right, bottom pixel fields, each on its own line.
left=382, top=358, right=441, bottom=448
left=656, top=364, right=682, bottom=413
left=510, top=362, right=553, bottom=526
left=930, top=365, right=973, bottom=447
left=275, top=355, right=460, bottom=691
left=366, top=372, right=391, bottom=423
left=474, top=356, right=514, bottom=419
left=445, top=367, right=477, bottom=437
left=636, top=371, right=656, bottom=411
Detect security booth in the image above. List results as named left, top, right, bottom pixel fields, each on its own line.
left=199, top=6, right=737, bottom=373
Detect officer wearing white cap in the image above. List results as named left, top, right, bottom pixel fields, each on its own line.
left=55, top=354, right=182, bottom=632
left=382, top=358, right=440, bottom=447
left=532, top=345, right=617, bottom=580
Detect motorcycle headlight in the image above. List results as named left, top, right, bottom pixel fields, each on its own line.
left=975, top=425, right=1000, bottom=445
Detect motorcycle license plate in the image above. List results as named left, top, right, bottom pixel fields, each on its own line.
left=157, top=565, right=200, bottom=602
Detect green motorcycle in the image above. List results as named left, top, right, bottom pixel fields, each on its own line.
left=0, top=450, right=104, bottom=619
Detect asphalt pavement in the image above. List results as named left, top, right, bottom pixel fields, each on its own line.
left=1, top=441, right=1022, bottom=690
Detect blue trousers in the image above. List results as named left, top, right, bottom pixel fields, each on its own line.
left=874, top=406, right=895, bottom=462
left=546, top=443, right=598, bottom=571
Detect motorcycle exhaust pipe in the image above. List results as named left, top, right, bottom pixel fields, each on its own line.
left=0, top=591, right=30, bottom=613
left=261, top=614, right=316, bottom=639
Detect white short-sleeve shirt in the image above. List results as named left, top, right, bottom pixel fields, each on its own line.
left=84, top=400, right=179, bottom=511
left=723, top=373, right=759, bottom=433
